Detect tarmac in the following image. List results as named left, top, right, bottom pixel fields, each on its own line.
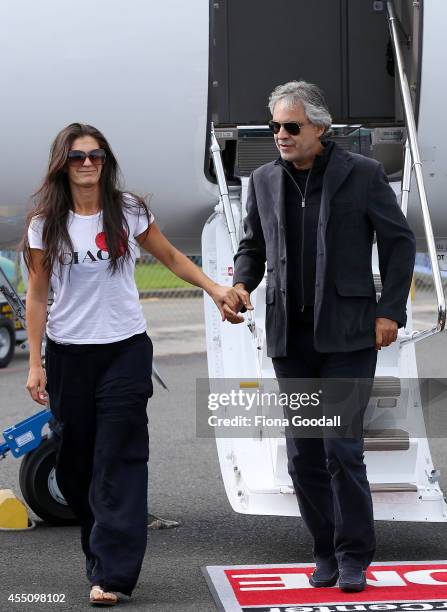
left=1, top=294, right=447, bottom=611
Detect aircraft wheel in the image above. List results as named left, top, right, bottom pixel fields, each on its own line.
left=19, top=436, right=78, bottom=526
left=19, top=436, right=166, bottom=528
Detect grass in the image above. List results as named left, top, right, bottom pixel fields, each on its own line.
left=134, top=262, right=194, bottom=290
left=14, top=262, right=196, bottom=294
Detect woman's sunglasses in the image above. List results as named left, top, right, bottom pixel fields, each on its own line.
left=67, top=149, right=106, bottom=167
left=268, top=120, right=307, bottom=136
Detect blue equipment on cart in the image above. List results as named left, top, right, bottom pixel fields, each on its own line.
left=0, top=409, right=52, bottom=460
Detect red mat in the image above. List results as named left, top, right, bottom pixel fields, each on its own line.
left=203, top=561, right=447, bottom=611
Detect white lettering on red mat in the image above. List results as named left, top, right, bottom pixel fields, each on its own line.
left=233, top=568, right=447, bottom=591
left=405, top=569, right=447, bottom=585
left=233, top=571, right=409, bottom=591
left=233, top=573, right=310, bottom=591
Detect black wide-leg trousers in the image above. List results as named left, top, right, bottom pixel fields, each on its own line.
left=45, top=332, right=153, bottom=596
left=272, top=321, right=378, bottom=570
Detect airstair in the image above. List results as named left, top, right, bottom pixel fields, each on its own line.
left=201, top=1, right=447, bottom=522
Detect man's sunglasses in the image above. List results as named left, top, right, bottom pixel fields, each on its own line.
left=268, top=120, right=307, bottom=136
left=67, top=149, right=106, bottom=167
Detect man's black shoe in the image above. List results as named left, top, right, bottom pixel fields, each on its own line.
left=309, top=561, right=339, bottom=588
left=338, top=566, right=367, bottom=592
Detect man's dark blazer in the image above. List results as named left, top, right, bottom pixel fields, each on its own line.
left=232, top=142, right=416, bottom=357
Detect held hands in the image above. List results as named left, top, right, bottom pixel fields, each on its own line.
left=375, top=317, right=398, bottom=350
left=227, top=284, right=254, bottom=323
left=26, top=365, right=48, bottom=405
left=209, top=283, right=253, bottom=323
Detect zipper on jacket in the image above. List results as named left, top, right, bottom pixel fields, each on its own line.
left=281, top=165, right=313, bottom=311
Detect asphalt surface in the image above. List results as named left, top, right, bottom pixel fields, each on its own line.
left=1, top=296, right=447, bottom=612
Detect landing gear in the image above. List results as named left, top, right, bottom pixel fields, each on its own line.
left=18, top=435, right=180, bottom=529
left=19, top=436, right=77, bottom=526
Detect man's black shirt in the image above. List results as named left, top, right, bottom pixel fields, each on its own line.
left=279, top=140, right=335, bottom=330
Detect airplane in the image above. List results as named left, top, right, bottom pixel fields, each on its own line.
left=1, top=0, right=447, bottom=527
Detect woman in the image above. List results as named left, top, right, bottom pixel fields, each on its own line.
left=24, top=123, right=242, bottom=606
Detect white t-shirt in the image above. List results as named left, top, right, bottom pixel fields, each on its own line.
left=28, top=195, right=154, bottom=344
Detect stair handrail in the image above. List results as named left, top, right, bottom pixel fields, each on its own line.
left=210, top=124, right=258, bottom=338
left=387, top=1, right=446, bottom=345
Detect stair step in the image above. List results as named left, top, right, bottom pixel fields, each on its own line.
left=370, top=482, right=418, bottom=493
left=374, top=273, right=382, bottom=293
left=364, top=428, right=410, bottom=451
left=371, top=377, right=401, bottom=398
left=279, top=483, right=418, bottom=494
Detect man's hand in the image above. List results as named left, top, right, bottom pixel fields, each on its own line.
left=375, top=317, right=398, bottom=350
left=222, top=282, right=254, bottom=324
left=209, top=284, right=245, bottom=322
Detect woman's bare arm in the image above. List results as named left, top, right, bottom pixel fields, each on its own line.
left=26, top=249, right=50, bottom=404
left=135, top=222, right=243, bottom=320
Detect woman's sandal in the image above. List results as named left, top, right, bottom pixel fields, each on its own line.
left=90, top=585, right=119, bottom=606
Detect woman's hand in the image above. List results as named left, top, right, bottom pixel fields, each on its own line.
left=209, top=284, right=246, bottom=323
left=26, top=365, right=48, bottom=405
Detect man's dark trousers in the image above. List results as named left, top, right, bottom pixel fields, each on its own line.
left=272, top=318, right=378, bottom=570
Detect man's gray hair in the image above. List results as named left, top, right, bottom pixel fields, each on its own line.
left=268, top=80, right=332, bottom=135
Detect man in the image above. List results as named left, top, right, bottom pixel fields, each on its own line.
left=225, top=81, right=416, bottom=593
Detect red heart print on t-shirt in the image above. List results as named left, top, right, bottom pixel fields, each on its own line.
left=95, top=231, right=127, bottom=257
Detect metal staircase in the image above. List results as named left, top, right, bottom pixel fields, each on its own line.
left=202, top=1, right=447, bottom=521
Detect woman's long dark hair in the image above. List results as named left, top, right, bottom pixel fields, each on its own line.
left=23, top=123, right=152, bottom=274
